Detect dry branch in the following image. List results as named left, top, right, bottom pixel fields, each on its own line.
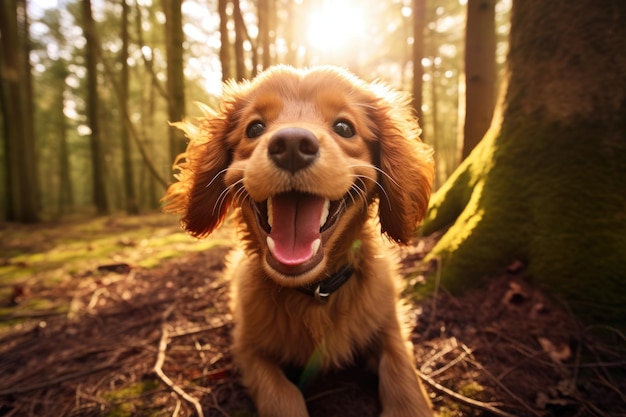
left=153, top=306, right=205, bottom=417
left=417, top=370, right=519, bottom=417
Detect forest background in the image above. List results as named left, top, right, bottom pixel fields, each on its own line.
left=2, top=2, right=626, bottom=416
left=0, top=0, right=510, bottom=222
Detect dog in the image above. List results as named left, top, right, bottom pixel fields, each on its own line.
left=164, top=65, right=435, bottom=417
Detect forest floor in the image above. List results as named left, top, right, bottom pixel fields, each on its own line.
left=0, top=214, right=624, bottom=417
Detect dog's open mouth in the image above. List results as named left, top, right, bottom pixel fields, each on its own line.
left=251, top=191, right=347, bottom=276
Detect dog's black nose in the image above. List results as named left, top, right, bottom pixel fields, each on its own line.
left=268, top=128, right=319, bottom=173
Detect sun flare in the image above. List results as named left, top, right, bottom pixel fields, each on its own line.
left=306, top=2, right=368, bottom=52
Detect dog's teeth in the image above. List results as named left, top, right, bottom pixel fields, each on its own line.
left=320, top=199, right=330, bottom=228
left=311, top=238, right=321, bottom=256
left=267, top=236, right=276, bottom=255
left=267, top=198, right=273, bottom=228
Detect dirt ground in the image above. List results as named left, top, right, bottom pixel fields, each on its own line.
left=0, top=222, right=625, bottom=417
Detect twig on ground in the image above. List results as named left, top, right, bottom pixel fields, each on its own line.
left=0, top=358, right=118, bottom=396
left=417, top=370, right=518, bottom=417
left=169, top=323, right=229, bottom=338
left=209, top=391, right=230, bottom=417
left=462, top=345, right=542, bottom=417
left=428, top=349, right=470, bottom=379
left=172, top=398, right=181, bottom=417
left=154, top=305, right=205, bottom=417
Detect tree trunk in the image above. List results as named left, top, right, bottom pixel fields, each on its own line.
left=135, top=3, right=168, bottom=100
left=0, top=0, right=40, bottom=222
left=284, top=0, right=297, bottom=66
left=218, top=0, right=231, bottom=82
left=462, top=0, right=496, bottom=159
left=421, top=0, right=626, bottom=325
left=120, top=0, right=138, bottom=214
left=411, top=0, right=426, bottom=122
left=429, top=59, right=441, bottom=188
left=232, top=0, right=246, bottom=81
left=82, top=0, right=109, bottom=215
left=256, top=0, right=272, bottom=74
left=162, top=0, right=186, bottom=163
left=54, top=63, right=73, bottom=215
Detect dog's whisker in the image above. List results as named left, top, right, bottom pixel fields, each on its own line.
left=204, top=168, right=248, bottom=215
left=207, top=167, right=247, bottom=214
left=349, top=163, right=401, bottom=190
left=213, top=178, right=244, bottom=216
left=347, top=175, right=370, bottom=207
left=346, top=185, right=358, bottom=207
left=212, top=187, right=232, bottom=216
left=353, top=177, right=370, bottom=207
left=204, top=167, right=240, bottom=190
left=348, top=164, right=398, bottom=211
left=233, top=183, right=250, bottom=206
left=352, top=172, right=393, bottom=212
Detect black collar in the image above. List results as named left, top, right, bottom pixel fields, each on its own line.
left=297, top=264, right=355, bottom=303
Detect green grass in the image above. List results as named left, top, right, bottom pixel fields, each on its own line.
left=0, top=213, right=233, bottom=326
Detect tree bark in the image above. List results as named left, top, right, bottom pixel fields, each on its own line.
left=218, top=0, right=231, bottom=82
left=135, top=3, right=168, bottom=100
left=82, top=0, right=109, bottom=215
left=162, top=0, right=187, bottom=163
left=120, top=0, right=138, bottom=214
left=411, top=0, right=426, bottom=122
left=429, top=59, right=441, bottom=188
left=421, top=0, right=626, bottom=325
left=54, top=62, right=73, bottom=215
left=256, top=0, right=272, bottom=74
left=0, top=0, right=40, bottom=222
left=462, top=0, right=496, bottom=159
left=232, top=0, right=246, bottom=80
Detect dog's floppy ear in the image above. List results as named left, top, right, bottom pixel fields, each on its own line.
left=163, top=92, right=241, bottom=238
left=369, top=86, right=434, bottom=244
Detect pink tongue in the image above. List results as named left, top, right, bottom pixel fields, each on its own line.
left=269, top=193, right=324, bottom=266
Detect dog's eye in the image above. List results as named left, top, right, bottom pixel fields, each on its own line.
left=246, top=121, right=266, bottom=138
left=333, top=120, right=355, bottom=138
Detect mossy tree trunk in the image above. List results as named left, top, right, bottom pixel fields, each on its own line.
left=421, top=0, right=626, bottom=324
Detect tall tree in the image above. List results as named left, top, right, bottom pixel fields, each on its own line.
left=422, top=0, right=626, bottom=324
left=411, top=0, right=426, bottom=122
left=462, top=0, right=496, bottom=159
left=218, top=0, right=231, bottom=82
left=256, top=0, right=273, bottom=74
left=41, top=10, right=74, bottom=215
left=120, top=0, right=138, bottom=214
left=51, top=60, right=73, bottom=215
left=0, top=0, right=40, bottom=222
left=162, top=0, right=186, bottom=162
left=232, top=0, right=246, bottom=80
left=82, top=0, right=109, bottom=215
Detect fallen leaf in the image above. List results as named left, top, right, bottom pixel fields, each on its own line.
left=538, top=337, right=571, bottom=363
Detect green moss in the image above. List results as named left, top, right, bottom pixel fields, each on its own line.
left=457, top=381, right=485, bottom=399
left=103, top=378, right=163, bottom=417
left=1, top=214, right=234, bottom=330
left=420, top=119, right=626, bottom=326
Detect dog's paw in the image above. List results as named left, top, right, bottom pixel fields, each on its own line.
left=255, top=382, right=309, bottom=417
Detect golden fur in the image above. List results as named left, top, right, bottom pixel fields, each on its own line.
left=164, top=65, right=435, bottom=417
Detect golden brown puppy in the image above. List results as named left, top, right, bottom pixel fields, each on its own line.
left=164, top=65, right=435, bottom=417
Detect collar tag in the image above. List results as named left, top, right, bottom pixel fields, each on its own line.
left=313, top=285, right=330, bottom=303
left=299, top=264, right=355, bottom=303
